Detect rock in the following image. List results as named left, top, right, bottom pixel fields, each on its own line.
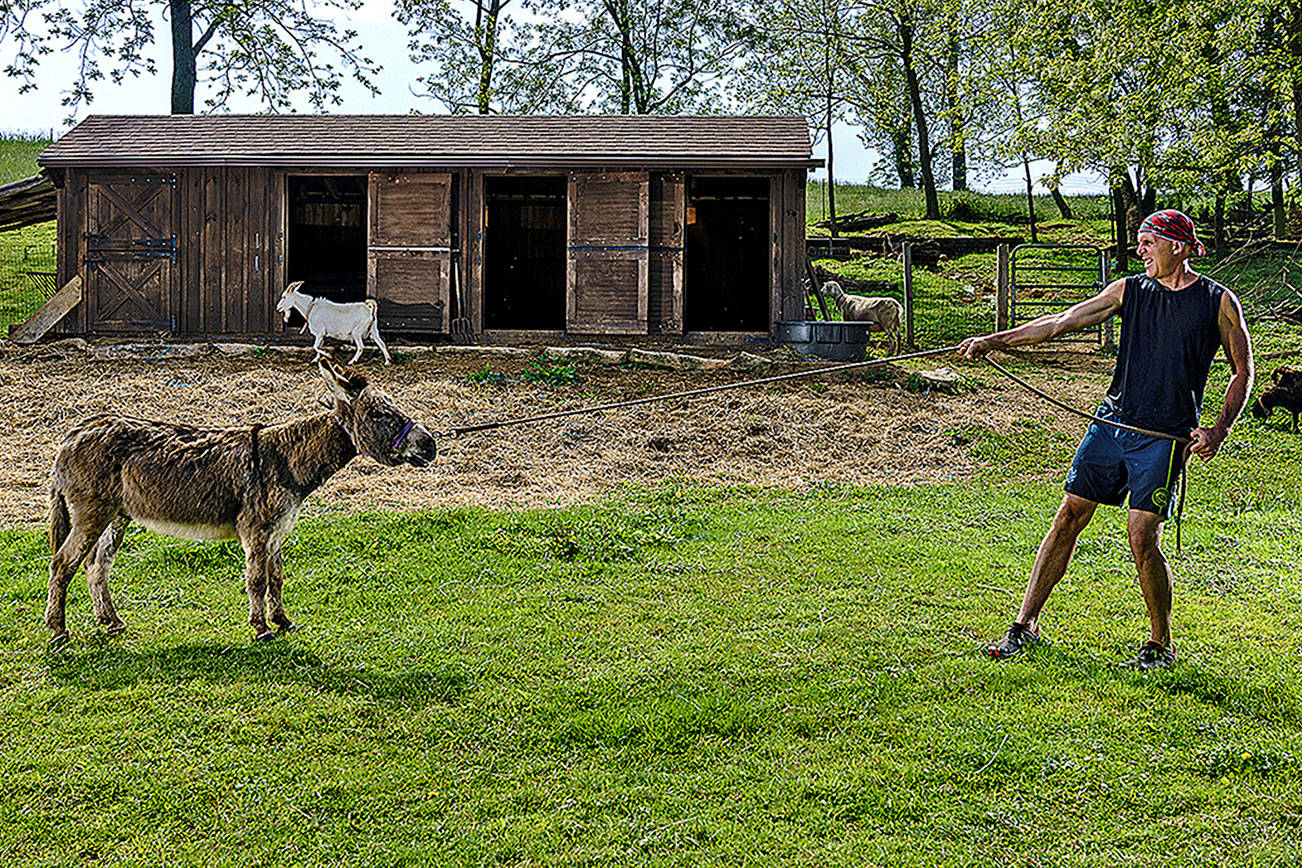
left=730, top=352, right=769, bottom=370
left=543, top=346, right=628, bottom=365
left=917, top=368, right=962, bottom=388
left=627, top=348, right=714, bottom=370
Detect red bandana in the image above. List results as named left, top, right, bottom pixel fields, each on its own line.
left=1138, top=209, right=1206, bottom=257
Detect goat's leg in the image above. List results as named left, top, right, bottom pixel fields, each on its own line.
left=45, top=507, right=116, bottom=645
left=240, top=532, right=275, bottom=641
left=266, top=549, right=296, bottom=633
left=349, top=334, right=365, bottom=364
left=370, top=324, right=391, bottom=365
left=85, top=513, right=130, bottom=633
left=312, top=333, right=328, bottom=359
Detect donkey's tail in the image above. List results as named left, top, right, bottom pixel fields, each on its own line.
left=49, top=486, right=71, bottom=556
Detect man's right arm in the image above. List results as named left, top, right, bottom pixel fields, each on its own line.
left=958, top=278, right=1125, bottom=359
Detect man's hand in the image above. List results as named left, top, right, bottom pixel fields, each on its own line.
left=958, top=334, right=1000, bottom=360
left=1188, top=424, right=1228, bottom=462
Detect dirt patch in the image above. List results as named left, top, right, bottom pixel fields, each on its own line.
left=0, top=344, right=1114, bottom=526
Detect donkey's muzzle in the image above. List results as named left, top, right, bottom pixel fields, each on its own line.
left=403, top=427, right=438, bottom=468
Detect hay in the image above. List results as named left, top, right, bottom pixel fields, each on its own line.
left=0, top=346, right=1113, bottom=527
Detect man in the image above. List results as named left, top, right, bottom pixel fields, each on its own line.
left=958, top=210, right=1253, bottom=669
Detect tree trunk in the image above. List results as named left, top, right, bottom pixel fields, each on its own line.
left=170, top=0, right=197, bottom=114
left=899, top=19, right=939, bottom=219
left=1049, top=185, right=1073, bottom=219
left=1111, top=170, right=1128, bottom=273
left=1272, top=158, right=1286, bottom=240
left=827, top=90, right=837, bottom=237
left=947, top=34, right=966, bottom=191
left=1023, top=155, right=1037, bottom=243
left=892, top=119, right=915, bottom=189
left=475, top=0, right=502, bottom=114
left=1213, top=193, right=1226, bottom=254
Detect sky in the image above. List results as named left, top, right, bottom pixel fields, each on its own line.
left=0, top=0, right=1105, bottom=195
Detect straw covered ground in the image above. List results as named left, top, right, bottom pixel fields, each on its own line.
left=0, top=342, right=1114, bottom=527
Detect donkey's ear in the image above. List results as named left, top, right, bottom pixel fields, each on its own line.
left=318, top=358, right=367, bottom=404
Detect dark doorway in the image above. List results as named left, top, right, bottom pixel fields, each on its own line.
left=286, top=175, right=367, bottom=303
left=684, top=177, right=770, bottom=331
left=484, top=176, right=566, bottom=330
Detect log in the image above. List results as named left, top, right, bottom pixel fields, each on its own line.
left=9, top=275, right=82, bottom=345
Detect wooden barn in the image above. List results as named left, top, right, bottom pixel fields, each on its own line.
left=35, top=114, right=817, bottom=343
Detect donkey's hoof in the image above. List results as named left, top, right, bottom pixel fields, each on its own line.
left=104, top=621, right=127, bottom=636
left=254, top=630, right=277, bottom=642
left=275, top=622, right=298, bottom=635
left=49, top=632, right=70, bottom=649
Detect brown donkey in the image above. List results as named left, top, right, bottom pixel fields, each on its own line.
left=45, top=359, right=438, bottom=646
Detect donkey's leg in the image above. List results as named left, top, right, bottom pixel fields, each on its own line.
left=266, top=549, right=296, bottom=633
left=370, top=324, right=391, bottom=365
left=85, top=513, right=131, bottom=633
left=46, top=506, right=116, bottom=645
left=240, top=531, right=275, bottom=641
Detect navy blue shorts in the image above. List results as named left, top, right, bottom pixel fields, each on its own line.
left=1064, top=409, right=1187, bottom=519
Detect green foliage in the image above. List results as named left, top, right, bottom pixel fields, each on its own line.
left=464, top=363, right=507, bottom=385
left=521, top=358, right=582, bottom=386
left=0, top=133, right=51, bottom=185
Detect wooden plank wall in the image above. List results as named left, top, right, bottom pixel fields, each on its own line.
left=182, top=166, right=279, bottom=336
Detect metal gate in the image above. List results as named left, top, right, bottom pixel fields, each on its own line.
left=1010, top=244, right=1113, bottom=347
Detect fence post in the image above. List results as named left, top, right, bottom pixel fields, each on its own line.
left=996, top=244, right=1010, bottom=332
left=902, top=241, right=914, bottom=349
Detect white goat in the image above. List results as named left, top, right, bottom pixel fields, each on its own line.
left=275, top=281, right=391, bottom=365
left=820, top=280, right=903, bottom=354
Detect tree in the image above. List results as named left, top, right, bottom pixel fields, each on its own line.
left=5, top=0, right=379, bottom=116
left=744, top=0, right=851, bottom=225
left=538, top=0, right=759, bottom=114
left=398, top=0, right=561, bottom=114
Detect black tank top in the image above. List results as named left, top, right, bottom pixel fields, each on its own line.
left=1103, top=274, right=1225, bottom=436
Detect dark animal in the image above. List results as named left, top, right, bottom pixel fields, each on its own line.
left=45, top=360, right=438, bottom=646
left=1250, top=364, right=1302, bottom=433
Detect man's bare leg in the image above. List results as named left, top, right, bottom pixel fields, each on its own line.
left=1016, top=493, right=1099, bottom=630
left=1127, top=509, right=1172, bottom=647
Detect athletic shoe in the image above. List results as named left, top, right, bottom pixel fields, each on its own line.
left=1122, top=641, right=1177, bottom=670
left=986, top=621, right=1047, bottom=659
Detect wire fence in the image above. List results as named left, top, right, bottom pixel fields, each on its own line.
left=0, top=229, right=56, bottom=334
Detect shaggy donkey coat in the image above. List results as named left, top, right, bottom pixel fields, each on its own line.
left=45, top=360, right=437, bottom=645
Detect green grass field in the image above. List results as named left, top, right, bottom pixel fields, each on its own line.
left=2, top=335, right=1301, bottom=864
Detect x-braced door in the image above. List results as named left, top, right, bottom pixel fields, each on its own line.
left=83, top=174, right=178, bottom=333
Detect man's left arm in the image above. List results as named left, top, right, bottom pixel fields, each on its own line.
left=1190, top=290, right=1254, bottom=461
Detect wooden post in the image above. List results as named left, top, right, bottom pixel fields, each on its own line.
left=996, top=244, right=1010, bottom=332
left=902, top=241, right=915, bottom=348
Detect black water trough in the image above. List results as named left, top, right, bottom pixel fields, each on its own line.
left=776, top=321, right=877, bottom=361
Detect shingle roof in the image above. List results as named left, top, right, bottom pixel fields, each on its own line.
left=39, top=114, right=818, bottom=168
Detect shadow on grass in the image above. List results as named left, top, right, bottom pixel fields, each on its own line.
left=1042, top=646, right=1300, bottom=725
left=43, top=641, right=468, bottom=708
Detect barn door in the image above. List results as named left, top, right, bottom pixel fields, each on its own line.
left=83, top=174, right=177, bottom=333
left=650, top=173, right=685, bottom=334
left=567, top=171, right=648, bottom=334
left=367, top=172, right=452, bottom=333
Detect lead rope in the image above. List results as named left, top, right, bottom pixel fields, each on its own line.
left=438, top=345, right=965, bottom=436
left=437, top=346, right=1195, bottom=553
left=981, top=357, right=1193, bottom=555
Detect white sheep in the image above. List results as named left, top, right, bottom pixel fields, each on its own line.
left=820, top=280, right=903, bottom=354
left=275, top=281, right=392, bottom=365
